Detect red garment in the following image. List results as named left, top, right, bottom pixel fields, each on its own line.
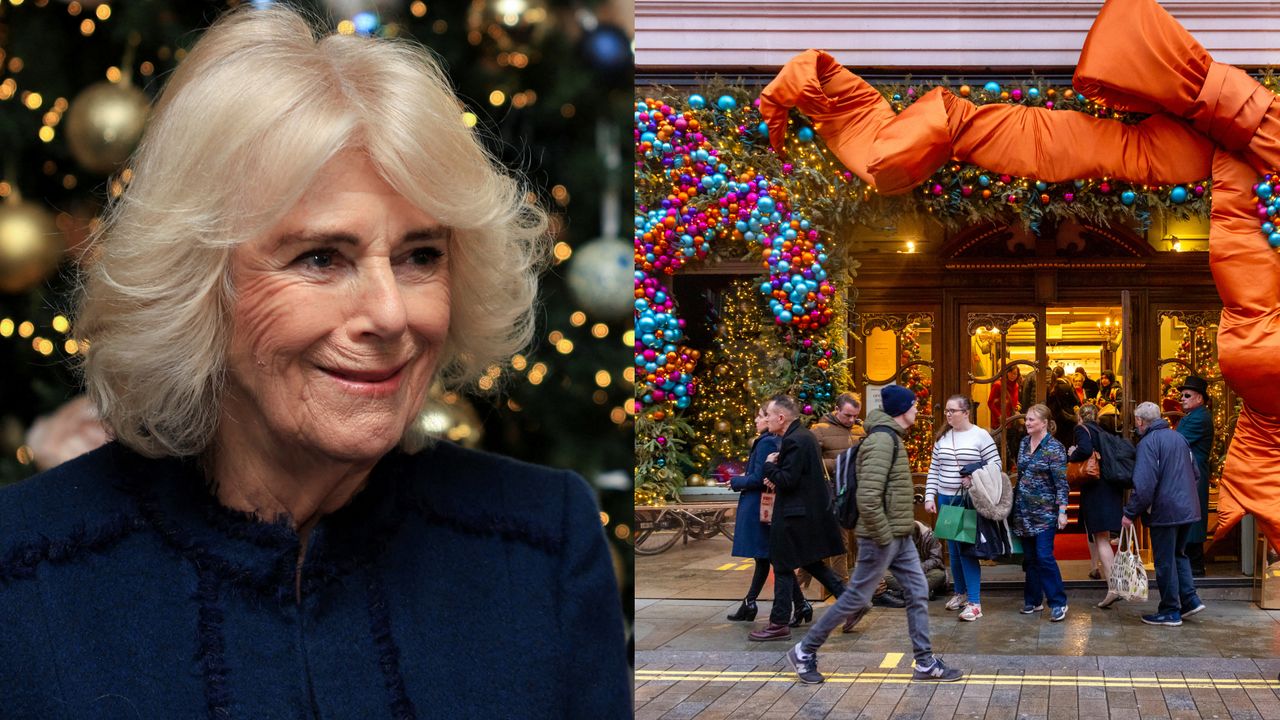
left=987, top=377, right=1019, bottom=428
left=759, top=0, right=1280, bottom=552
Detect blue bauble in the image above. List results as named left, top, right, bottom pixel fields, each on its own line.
left=758, top=196, right=775, bottom=213
left=688, top=94, right=706, bottom=110
left=983, top=81, right=1002, bottom=94
left=1028, top=88, right=1040, bottom=99
left=1170, top=186, right=1188, bottom=203
left=978, top=175, right=990, bottom=187
left=1121, top=190, right=1136, bottom=206
left=1258, top=183, right=1274, bottom=199
left=757, top=121, right=769, bottom=137
left=1270, top=232, right=1280, bottom=248
left=797, top=126, right=815, bottom=142
left=759, top=282, right=772, bottom=294
left=676, top=396, right=691, bottom=409
left=580, top=24, right=632, bottom=75
left=717, top=95, right=737, bottom=111
left=778, top=311, right=792, bottom=323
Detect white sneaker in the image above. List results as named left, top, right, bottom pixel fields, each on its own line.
left=958, top=604, right=982, bottom=622
left=944, top=593, right=967, bottom=611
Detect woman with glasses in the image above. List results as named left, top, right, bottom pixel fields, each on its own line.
left=924, top=395, right=1001, bottom=621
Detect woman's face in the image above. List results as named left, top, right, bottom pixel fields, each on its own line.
left=1025, top=410, right=1048, bottom=435
left=944, top=400, right=969, bottom=429
left=1072, top=373, right=1084, bottom=389
left=754, top=408, right=769, bottom=434
left=219, top=151, right=451, bottom=464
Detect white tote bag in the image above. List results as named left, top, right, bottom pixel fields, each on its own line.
left=1110, top=524, right=1149, bottom=602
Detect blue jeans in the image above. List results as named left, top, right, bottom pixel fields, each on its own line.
left=1149, top=523, right=1202, bottom=617
left=1022, top=527, right=1067, bottom=610
left=938, top=492, right=981, bottom=604
left=801, top=536, right=934, bottom=665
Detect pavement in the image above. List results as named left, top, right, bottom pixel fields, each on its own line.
left=636, top=536, right=1280, bottom=719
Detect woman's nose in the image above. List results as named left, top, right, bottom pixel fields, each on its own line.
left=349, top=263, right=408, bottom=339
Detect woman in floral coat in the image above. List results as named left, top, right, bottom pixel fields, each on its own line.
left=1011, top=404, right=1071, bottom=622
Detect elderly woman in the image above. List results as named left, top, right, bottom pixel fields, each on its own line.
left=1011, top=404, right=1071, bottom=622
left=0, top=7, right=628, bottom=718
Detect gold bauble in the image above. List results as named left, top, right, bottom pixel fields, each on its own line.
left=65, top=81, right=150, bottom=175
left=686, top=473, right=705, bottom=487
left=715, top=420, right=732, bottom=433
left=413, top=390, right=484, bottom=448
left=466, top=0, right=550, bottom=53
left=0, top=198, right=65, bottom=293
left=691, top=443, right=710, bottom=458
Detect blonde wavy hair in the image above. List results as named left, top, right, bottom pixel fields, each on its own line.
left=75, top=6, right=549, bottom=458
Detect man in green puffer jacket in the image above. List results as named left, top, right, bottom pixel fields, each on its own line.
left=787, top=385, right=964, bottom=686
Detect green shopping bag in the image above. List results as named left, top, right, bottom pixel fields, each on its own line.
left=934, top=494, right=977, bottom=543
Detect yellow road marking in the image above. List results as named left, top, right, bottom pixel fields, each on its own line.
left=635, top=670, right=1280, bottom=690
left=716, top=563, right=738, bottom=571
left=879, top=652, right=904, bottom=669
left=737, top=562, right=755, bottom=570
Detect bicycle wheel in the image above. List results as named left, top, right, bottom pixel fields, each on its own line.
left=718, top=508, right=735, bottom=542
left=635, top=510, right=685, bottom=555
left=685, top=510, right=720, bottom=539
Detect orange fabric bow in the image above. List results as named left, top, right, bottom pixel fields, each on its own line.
left=760, top=0, right=1280, bottom=552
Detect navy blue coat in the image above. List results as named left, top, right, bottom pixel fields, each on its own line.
left=729, top=432, right=779, bottom=558
left=1124, top=419, right=1201, bottom=527
left=0, top=442, right=630, bottom=719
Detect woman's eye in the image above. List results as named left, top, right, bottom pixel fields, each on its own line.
left=408, top=246, right=444, bottom=266
left=295, top=249, right=337, bottom=269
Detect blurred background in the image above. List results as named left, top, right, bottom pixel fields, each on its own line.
left=0, top=0, right=634, bottom=613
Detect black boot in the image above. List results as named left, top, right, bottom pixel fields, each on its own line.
left=789, top=598, right=813, bottom=627
left=727, top=599, right=758, bottom=622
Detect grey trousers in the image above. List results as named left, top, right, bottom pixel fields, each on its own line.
left=800, top=535, right=934, bottom=665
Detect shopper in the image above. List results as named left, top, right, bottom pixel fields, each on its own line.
left=725, top=405, right=806, bottom=622
left=1175, top=376, right=1214, bottom=576
left=1124, top=402, right=1206, bottom=626
left=1071, top=404, right=1126, bottom=608
left=785, top=384, right=963, bottom=684
left=749, top=395, right=847, bottom=642
left=925, top=394, right=1001, bottom=621
left=1011, top=404, right=1070, bottom=622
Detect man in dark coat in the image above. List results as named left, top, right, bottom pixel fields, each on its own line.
left=748, top=394, right=847, bottom=642
left=1176, top=375, right=1214, bottom=576
left=1123, top=402, right=1206, bottom=627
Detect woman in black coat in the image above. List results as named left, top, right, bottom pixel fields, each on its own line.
left=725, top=407, right=804, bottom=621
left=1070, top=403, right=1126, bottom=608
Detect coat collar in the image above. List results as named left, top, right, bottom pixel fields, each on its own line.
left=782, top=418, right=803, bottom=437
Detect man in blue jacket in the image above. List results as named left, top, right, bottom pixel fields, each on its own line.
left=1122, top=402, right=1206, bottom=627
left=1175, top=375, right=1214, bottom=576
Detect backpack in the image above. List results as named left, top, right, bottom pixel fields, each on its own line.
left=1094, top=426, right=1136, bottom=489
left=833, top=425, right=899, bottom=530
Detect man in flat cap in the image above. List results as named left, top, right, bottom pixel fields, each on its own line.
left=1176, top=375, right=1214, bottom=576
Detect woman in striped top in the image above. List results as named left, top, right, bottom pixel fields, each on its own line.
left=924, top=395, right=1001, bottom=621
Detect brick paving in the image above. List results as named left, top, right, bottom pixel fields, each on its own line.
left=635, top=653, right=1280, bottom=719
